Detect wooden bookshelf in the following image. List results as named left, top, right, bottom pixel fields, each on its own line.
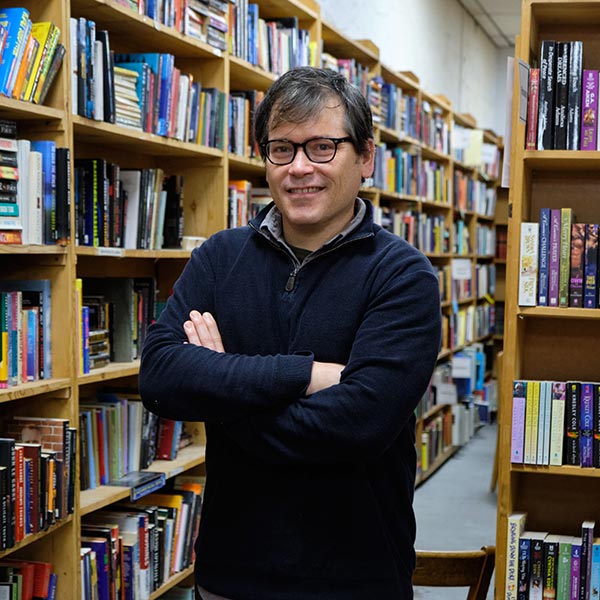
left=497, top=0, right=600, bottom=594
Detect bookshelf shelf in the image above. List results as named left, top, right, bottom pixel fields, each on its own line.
left=511, top=464, right=600, bottom=478
left=72, top=116, right=225, bottom=159
left=421, top=199, right=452, bottom=210
left=75, top=247, right=191, bottom=259
left=76, top=360, right=140, bottom=384
left=149, top=565, right=195, bottom=600
left=516, top=306, right=600, bottom=320
left=228, top=154, right=266, bottom=175
left=0, top=97, right=64, bottom=121
left=416, top=446, right=458, bottom=487
left=80, top=485, right=132, bottom=516
left=0, top=378, right=72, bottom=404
left=229, top=55, right=276, bottom=89
left=0, top=516, right=73, bottom=560
left=0, top=244, right=68, bottom=255
left=421, top=146, right=451, bottom=163
left=256, top=0, right=320, bottom=20
left=524, top=150, right=600, bottom=170
left=145, top=444, right=207, bottom=478
left=70, top=0, right=223, bottom=59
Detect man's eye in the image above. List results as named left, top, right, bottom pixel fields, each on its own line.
left=272, top=145, right=291, bottom=154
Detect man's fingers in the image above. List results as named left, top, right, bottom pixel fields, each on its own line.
left=202, top=312, right=225, bottom=352
left=184, top=320, right=201, bottom=346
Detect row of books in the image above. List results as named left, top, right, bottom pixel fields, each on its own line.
left=70, top=19, right=227, bottom=148
left=443, top=303, right=495, bottom=350
left=74, top=162, right=183, bottom=251
left=377, top=80, right=420, bottom=140
left=113, top=0, right=228, bottom=53
left=0, top=559, right=56, bottom=600
left=506, top=513, right=599, bottom=600
left=511, top=379, right=600, bottom=468
left=518, top=209, right=600, bottom=308
left=454, top=170, right=497, bottom=218
left=227, top=180, right=272, bottom=229
left=0, top=279, right=51, bottom=388
left=0, top=123, right=70, bottom=246
left=0, top=8, right=64, bottom=104
left=81, top=475, right=203, bottom=599
left=526, top=39, right=584, bottom=151
left=229, top=4, right=313, bottom=76
left=228, top=88, right=264, bottom=159
left=0, top=416, right=76, bottom=551
left=79, top=390, right=188, bottom=491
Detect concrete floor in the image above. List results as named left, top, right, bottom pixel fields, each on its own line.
left=413, top=422, right=498, bottom=599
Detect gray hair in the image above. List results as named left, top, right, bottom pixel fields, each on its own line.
left=254, top=67, right=374, bottom=158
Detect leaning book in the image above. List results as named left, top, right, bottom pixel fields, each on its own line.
left=108, top=470, right=166, bottom=502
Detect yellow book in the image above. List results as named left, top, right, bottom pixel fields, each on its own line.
left=22, top=21, right=54, bottom=102
left=75, top=278, right=83, bottom=376
left=12, top=32, right=37, bottom=100
left=33, top=24, right=60, bottom=104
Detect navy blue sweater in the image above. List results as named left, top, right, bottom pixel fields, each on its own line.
left=139, top=201, right=441, bottom=599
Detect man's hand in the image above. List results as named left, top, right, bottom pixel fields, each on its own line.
left=306, top=361, right=345, bottom=395
left=184, top=310, right=225, bottom=352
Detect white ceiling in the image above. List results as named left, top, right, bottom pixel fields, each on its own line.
left=457, top=0, right=522, bottom=48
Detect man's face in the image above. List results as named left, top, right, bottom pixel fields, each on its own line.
left=265, top=102, right=374, bottom=251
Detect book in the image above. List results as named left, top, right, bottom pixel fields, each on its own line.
left=556, top=536, right=573, bottom=600
left=548, top=208, right=561, bottom=307
left=542, top=534, right=560, bottom=599
left=538, top=208, right=551, bottom=306
left=107, top=470, right=166, bottom=502
left=518, top=222, right=539, bottom=306
left=506, top=511, right=528, bottom=599
left=580, top=382, right=595, bottom=469
left=511, top=380, right=527, bottom=463
left=565, top=381, right=581, bottom=466
left=549, top=382, right=566, bottom=466
left=558, top=208, right=573, bottom=308
left=526, top=68, right=540, bottom=150
left=569, top=222, right=586, bottom=307
left=537, top=40, right=556, bottom=150
left=529, top=531, right=548, bottom=600
left=581, top=521, right=596, bottom=600
left=29, top=140, right=56, bottom=245
left=553, top=41, right=569, bottom=150
left=0, top=8, right=31, bottom=98
left=581, top=70, right=599, bottom=150
left=584, top=223, right=599, bottom=308
left=567, top=41, right=583, bottom=150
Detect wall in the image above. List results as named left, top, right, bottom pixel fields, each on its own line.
left=318, top=0, right=512, bottom=137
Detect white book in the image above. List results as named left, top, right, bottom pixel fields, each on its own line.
left=28, top=150, right=43, bottom=245
left=505, top=511, right=528, bottom=600
left=120, top=169, right=142, bottom=249
left=175, top=74, right=189, bottom=142
left=16, top=139, right=30, bottom=242
left=93, top=39, right=104, bottom=121
left=549, top=382, right=566, bottom=466
left=518, top=222, right=539, bottom=306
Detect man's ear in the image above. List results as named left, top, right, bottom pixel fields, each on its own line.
left=360, top=138, right=376, bottom=180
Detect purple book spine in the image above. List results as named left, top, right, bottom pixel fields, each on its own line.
left=571, top=543, right=581, bottom=600
left=548, top=209, right=561, bottom=307
left=511, top=381, right=527, bottom=463
left=581, top=383, right=594, bottom=467
left=581, top=70, right=599, bottom=150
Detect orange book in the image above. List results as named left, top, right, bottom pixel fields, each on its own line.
left=12, top=33, right=39, bottom=100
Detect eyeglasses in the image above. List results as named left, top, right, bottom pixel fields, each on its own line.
left=261, top=137, right=354, bottom=165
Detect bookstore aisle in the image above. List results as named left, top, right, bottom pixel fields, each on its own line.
left=413, top=422, right=498, bottom=599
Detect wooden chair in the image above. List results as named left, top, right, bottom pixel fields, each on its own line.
left=412, top=545, right=495, bottom=600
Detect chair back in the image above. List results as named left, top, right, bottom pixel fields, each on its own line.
left=412, top=545, right=495, bottom=600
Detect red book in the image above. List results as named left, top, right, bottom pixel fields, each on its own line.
left=0, top=559, right=35, bottom=600
left=156, top=419, right=176, bottom=460
left=526, top=68, right=540, bottom=150
left=13, top=445, right=24, bottom=542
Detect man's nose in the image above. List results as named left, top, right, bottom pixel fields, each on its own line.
left=288, top=147, right=314, bottom=174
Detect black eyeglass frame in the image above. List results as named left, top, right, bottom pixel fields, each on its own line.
left=261, top=136, right=354, bottom=165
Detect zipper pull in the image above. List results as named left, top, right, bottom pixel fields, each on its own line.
left=285, top=267, right=299, bottom=292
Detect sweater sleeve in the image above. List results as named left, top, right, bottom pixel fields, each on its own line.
left=138, top=243, right=313, bottom=422
left=223, top=267, right=442, bottom=464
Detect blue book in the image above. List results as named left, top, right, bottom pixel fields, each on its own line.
left=538, top=208, right=551, bottom=306
left=0, top=202, right=18, bottom=217
left=81, top=537, right=110, bottom=600
left=30, top=140, right=56, bottom=244
left=248, top=4, right=259, bottom=65
left=0, top=280, right=52, bottom=380
left=24, top=307, right=38, bottom=381
left=80, top=410, right=97, bottom=489
left=0, top=7, right=30, bottom=97
left=47, top=573, right=58, bottom=600
left=82, top=305, right=90, bottom=374
left=188, top=81, right=200, bottom=143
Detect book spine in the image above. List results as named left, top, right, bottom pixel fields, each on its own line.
left=548, top=209, right=561, bottom=307
left=594, top=383, right=600, bottom=469
left=559, top=208, right=573, bottom=308
left=511, top=380, right=527, bottom=463
left=518, top=537, right=531, bottom=600
left=538, top=208, right=551, bottom=306
left=571, top=542, right=582, bottom=600
left=567, top=41, right=583, bottom=150
left=506, top=512, right=527, bottom=600
left=526, top=68, right=540, bottom=150
left=580, top=70, right=598, bottom=150
left=580, top=382, right=594, bottom=468
left=518, top=222, right=539, bottom=306
left=543, top=537, right=559, bottom=599
left=584, top=223, right=599, bottom=308
left=565, top=381, right=581, bottom=466
left=569, top=222, right=586, bottom=307
left=550, top=382, right=566, bottom=466
left=537, top=40, right=556, bottom=150
left=553, top=41, right=569, bottom=150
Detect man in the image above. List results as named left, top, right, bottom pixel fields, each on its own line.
left=139, top=66, right=441, bottom=599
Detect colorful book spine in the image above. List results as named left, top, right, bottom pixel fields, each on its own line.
left=537, top=40, right=556, bottom=150
left=571, top=539, right=582, bottom=600
left=511, top=380, right=527, bottom=463
left=580, top=382, right=594, bottom=468
left=580, top=70, right=599, bottom=150
left=584, top=223, right=599, bottom=308
left=556, top=536, right=573, bottom=600
left=0, top=8, right=31, bottom=97
left=538, top=208, right=551, bottom=306
left=526, top=68, right=540, bottom=150
left=559, top=208, right=573, bottom=308
left=567, top=41, right=583, bottom=150
left=566, top=381, right=581, bottom=466
left=518, top=222, right=539, bottom=306
left=548, top=209, right=561, bottom=307
left=550, top=382, right=566, bottom=466
left=518, top=535, right=531, bottom=600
